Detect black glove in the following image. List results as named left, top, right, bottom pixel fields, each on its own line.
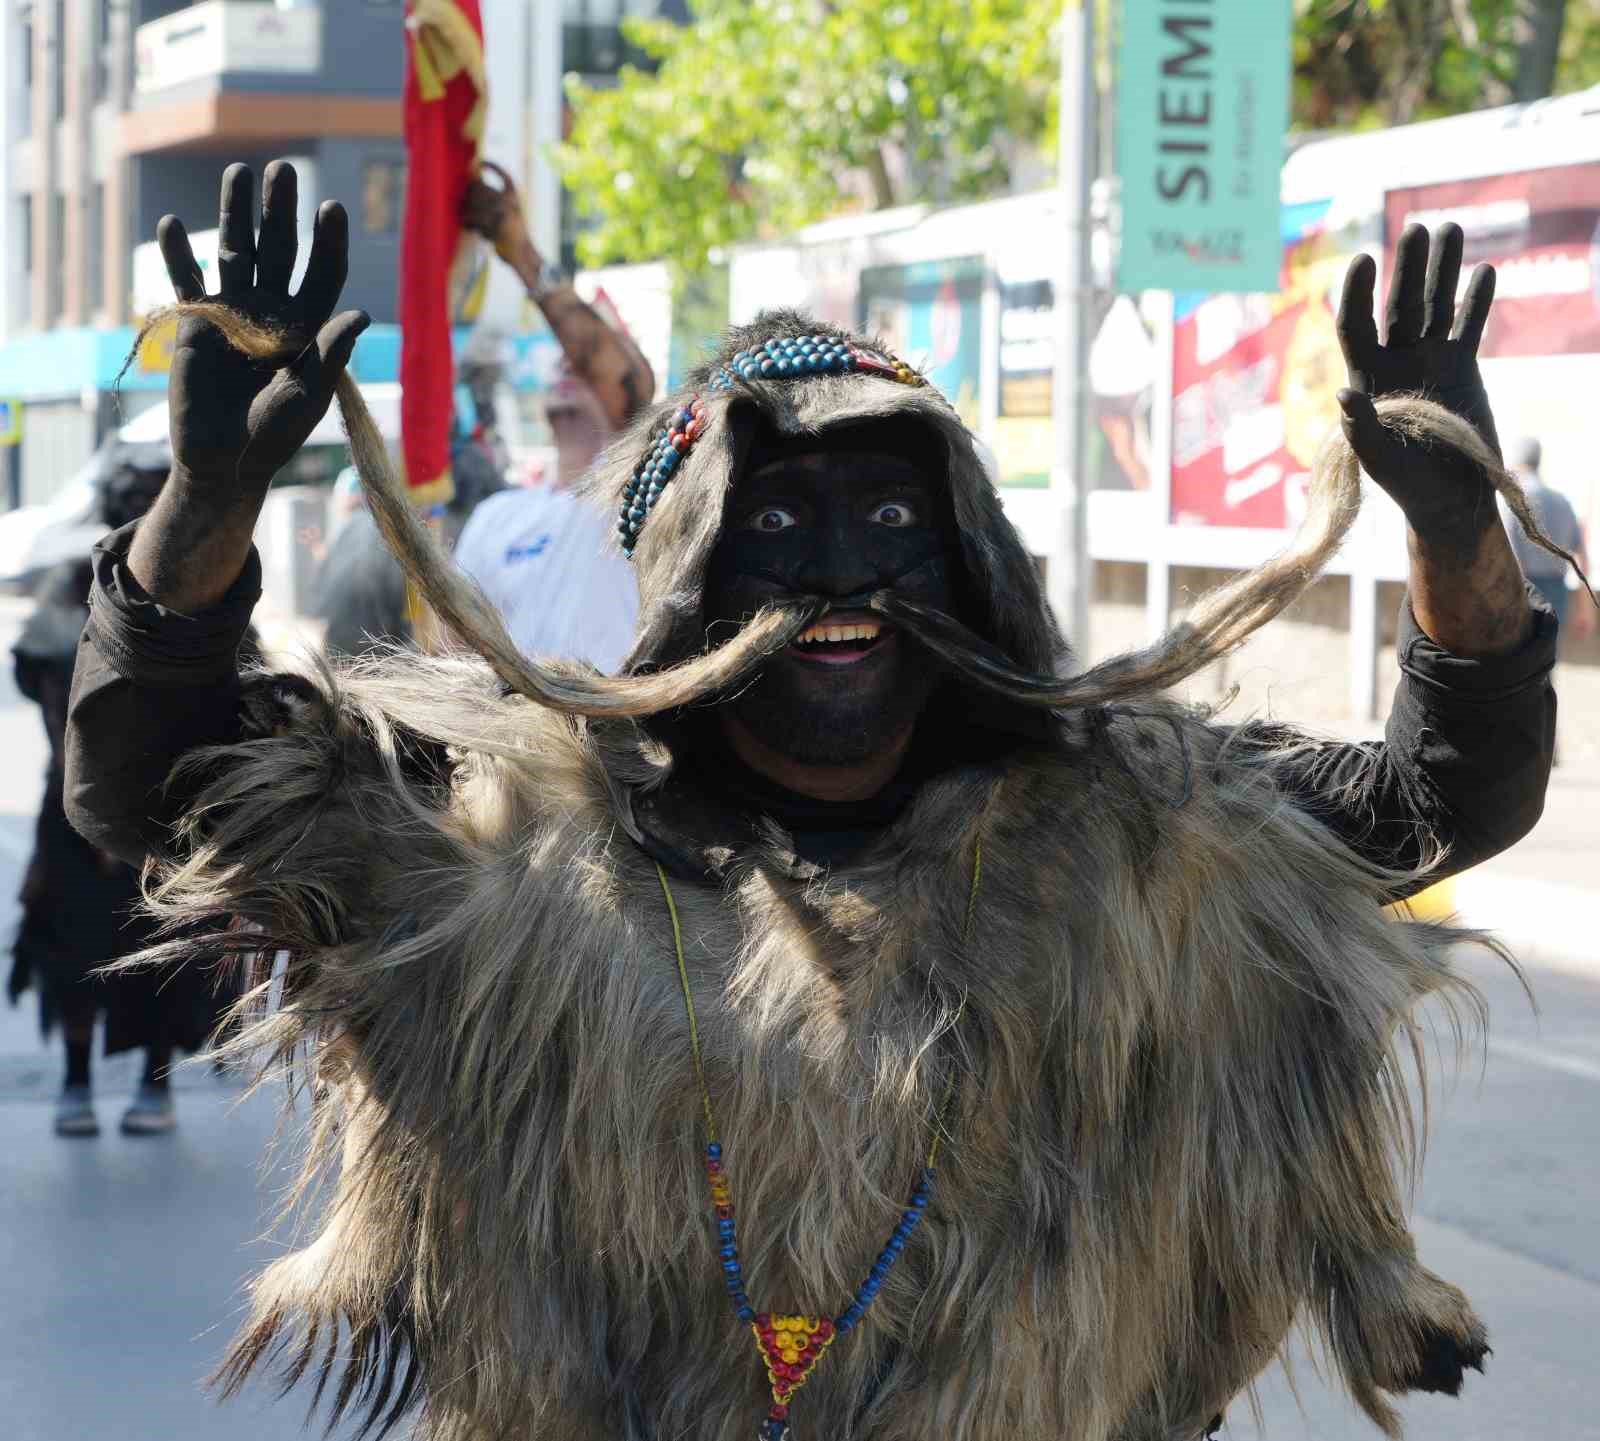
left=158, top=160, right=369, bottom=492
left=1335, top=223, right=1500, bottom=548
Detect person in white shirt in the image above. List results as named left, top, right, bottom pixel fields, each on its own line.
left=454, top=165, right=654, bottom=670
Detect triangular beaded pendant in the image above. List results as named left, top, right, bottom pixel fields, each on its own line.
left=752, top=1313, right=836, bottom=1403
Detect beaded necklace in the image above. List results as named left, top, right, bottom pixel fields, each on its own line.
left=654, top=841, right=979, bottom=1441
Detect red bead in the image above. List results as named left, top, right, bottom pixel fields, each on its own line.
left=706, top=1159, right=721, bottom=1175
left=769, top=1404, right=789, bottom=1420
left=755, top=1313, right=771, bottom=1329
left=816, top=1319, right=834, bottom=1340
left=671, top=434, right=688, bottom=452
left=716, top=1204, right=733, bottom=1219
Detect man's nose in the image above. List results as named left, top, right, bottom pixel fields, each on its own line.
left=795, top=526, right=878, bottom=597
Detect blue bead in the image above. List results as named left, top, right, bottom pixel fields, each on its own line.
left=860, top=1280, right=879, bottom=1297
left=677, top=408, right=694, bottom=426
left=737, top=1306, right=755, bottom=1322
left=720, top=1243, right=737, bottom=1259
left=722, top=1260, right=741, bottom=1274
left=776, top=358, right=793, bottom=375
left=759, top=359, right=775, bottom=376
left=660, top=449, right=680, bottom=473
left=718, top=1219, right=735, bottom=1237
left=887, top=1236, right=905, bottom=1254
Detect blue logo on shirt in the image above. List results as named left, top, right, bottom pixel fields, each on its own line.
left=504, top=535, right=552, bottom=563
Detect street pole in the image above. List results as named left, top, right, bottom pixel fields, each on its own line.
left=528, top=0, right=564, bottom=268
left=1049, top=0, right=1096, bottom=658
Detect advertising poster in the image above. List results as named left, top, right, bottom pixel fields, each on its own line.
left=1386, top=164, right=1600, bottom=359
left=1387, top=165, right=1600, bottom=545
left=858, top=258, right=983, bottom=428
left=1170, top=200, right=1355, bottom=528
left=993, top=281, right=1158, bottom=491
left=1117, top=0, right=1291, bottom=293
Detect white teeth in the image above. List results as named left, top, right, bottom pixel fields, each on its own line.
left=796, top=620, right=883, bottom=646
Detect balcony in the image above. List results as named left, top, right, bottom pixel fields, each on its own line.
left=135, top=2, right=323, bottom=96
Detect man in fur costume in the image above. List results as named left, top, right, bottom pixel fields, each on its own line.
left=65, top=163, right=1565, bottom=1440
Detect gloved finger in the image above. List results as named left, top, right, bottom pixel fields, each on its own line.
left=157, top=215, right=207, bottom=303
left=1384, top=223, right=1430, bottom=347
left=313, top=309, right=371, bottom=380
left=216, top=163, right=257, bottom=301
left=256, top=160, right=299, bottom=297
left=1423, top=222, right=1463, bottom=340
left=1336, top=253, right=1379, bottom=378
left=1337, top=388, right=1408, bottom=486
left=295, top=200, right=349, bottom=329
left=1452, top=263, right=1497, bottom=353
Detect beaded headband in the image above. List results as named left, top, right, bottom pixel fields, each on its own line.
left=617, top=334, right=924, bottom=559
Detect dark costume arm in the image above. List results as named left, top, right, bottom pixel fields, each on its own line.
left=64, top=520, right=265, bottom=866
left=1238, top=590, right=1556, bottom=896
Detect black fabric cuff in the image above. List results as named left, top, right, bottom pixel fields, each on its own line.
left=1395, top=584, right=1558, bottom=704
left=86, top=519, right=262, bottom=689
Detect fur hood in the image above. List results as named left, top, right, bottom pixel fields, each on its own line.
left=578, top=309, right=1064, bottom=688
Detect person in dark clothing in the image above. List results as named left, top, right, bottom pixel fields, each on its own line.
left=311, top=425, right=505, bottom=659
left=63, top=164, right=1563, bottom=1438
left=7, top=440, right=234, bottom=1136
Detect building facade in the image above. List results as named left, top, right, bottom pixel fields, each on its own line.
left=0, top=0, right=686, bottom=515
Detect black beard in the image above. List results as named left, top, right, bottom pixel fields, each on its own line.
left=723, top=644, right=940, bottom=765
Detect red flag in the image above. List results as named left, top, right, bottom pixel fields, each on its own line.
left=400, top=0, right=486, bottom=507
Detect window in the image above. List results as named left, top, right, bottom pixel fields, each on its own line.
left=52, top=0, right=64, bottom=121
left=88, top=183, right=104, bottom=314
left=19, top=195, right=33, bottom=324
left=94, top=0, right=112, bottom=101
left=361, top=158, right=404, bottom=234
left=19, top=9, right=33, bottom=138
left=49, top=192, right=64, bottom=321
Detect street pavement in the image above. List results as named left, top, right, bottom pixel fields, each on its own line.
left=0, top=595, right=1595, bottom=1440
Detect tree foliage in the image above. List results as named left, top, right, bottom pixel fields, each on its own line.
left=560, top=0, right=1600, bottom=273
left=558, top=0, right=1058, bottom=273
left=1294, top=0, right=1600, bottom=129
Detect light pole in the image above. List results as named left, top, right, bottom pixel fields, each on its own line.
left=1049, top=0, right=1097, bottom=658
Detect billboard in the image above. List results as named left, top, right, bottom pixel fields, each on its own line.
left=1386, top=163, right=1600, bottom=358
left=858, top=257, right=983, bottom=428
left=1170, top=201, right=1357, bottom=528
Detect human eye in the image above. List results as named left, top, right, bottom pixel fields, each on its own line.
left=744, top=506, right=798, bottom=533
left=868, top=499, right=919, bottom=528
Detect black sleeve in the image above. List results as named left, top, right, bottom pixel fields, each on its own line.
left=63, top=521, right=268, bottom=867
left=1235, top=588, right=1557, bottom=901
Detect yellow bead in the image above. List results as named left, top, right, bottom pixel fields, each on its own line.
left=780, top=1348, right=800, bottom=1364
left=802, top=1318, right=820, bottom=1334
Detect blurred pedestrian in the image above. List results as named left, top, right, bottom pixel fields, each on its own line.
left=1499, top=436, right=1587, bottom=634
left=6, top=441, right=236, bottom=1136
left=312, top=424, right=506, bottom=660
left=451, top=163, right=648, bottom=669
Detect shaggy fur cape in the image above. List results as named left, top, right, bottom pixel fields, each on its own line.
left=153, top=318, right=1498, bottom=1441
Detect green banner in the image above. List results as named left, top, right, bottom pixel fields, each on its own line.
left=1116, top=0, right=1291, bottom=294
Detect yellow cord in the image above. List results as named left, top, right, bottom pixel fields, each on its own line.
left=657, top=861, right=718, bottom=1144
left=659, top=834, right=981, bottom=1171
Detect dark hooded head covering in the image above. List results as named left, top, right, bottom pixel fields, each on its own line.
left=578, top=309, right=1067, bottom=718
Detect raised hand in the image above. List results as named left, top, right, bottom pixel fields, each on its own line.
left=461, top=160, right=540, bottom=279
left=158, top=160, right=369, bottom=491
left=1335, top=224, right=1499, bottom=546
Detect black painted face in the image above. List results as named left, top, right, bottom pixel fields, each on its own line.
left=702, top=446, right=959, bottom=766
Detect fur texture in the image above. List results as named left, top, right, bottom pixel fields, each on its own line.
left=167, top=676, right=1486, bottom=1441
left=127, top=304, right=1541, bottom=1440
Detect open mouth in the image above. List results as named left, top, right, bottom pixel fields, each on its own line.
left=786, top=617, right=895, bottom=667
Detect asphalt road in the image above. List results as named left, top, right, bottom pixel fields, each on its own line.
left=0, top=597, right=1594, bottom=1441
